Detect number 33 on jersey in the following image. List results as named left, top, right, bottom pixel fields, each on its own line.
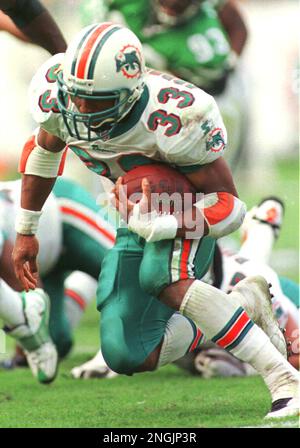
left=29, top=52, right=227, bottom=181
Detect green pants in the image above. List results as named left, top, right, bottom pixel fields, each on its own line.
left=97, top=228, right=215, bottom=374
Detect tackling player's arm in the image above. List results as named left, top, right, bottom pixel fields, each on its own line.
left=0, top=0, right=67, bottom=54
left=0, top=9, right=28, bottom=41
left=218, top=0, right=247, bottom=56
left=12, top=128, right=66, bottom=291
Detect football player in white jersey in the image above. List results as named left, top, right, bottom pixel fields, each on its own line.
left=12, top=23, right=299, bottom=418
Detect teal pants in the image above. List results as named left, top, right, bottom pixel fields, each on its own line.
left=97, top=228, right=215, bottom=374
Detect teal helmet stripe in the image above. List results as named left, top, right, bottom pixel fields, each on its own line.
left=71, top=24, right=99, bottom=76
left=87, top=26, right=121, bottom=80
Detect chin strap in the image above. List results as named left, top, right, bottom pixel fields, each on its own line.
left=128, top=206, right=178, bottom=242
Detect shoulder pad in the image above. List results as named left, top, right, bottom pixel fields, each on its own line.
left=29, top=53, right=64, bottom=131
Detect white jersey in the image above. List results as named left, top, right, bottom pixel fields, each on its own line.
left=29, top=54, right=227, bottom=181
left=220, top=251, right=299, bottom=329
left=0, top=180, right=62, bottom=276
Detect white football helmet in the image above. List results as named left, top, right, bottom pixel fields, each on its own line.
left=57, top=22, right=146, bottom=141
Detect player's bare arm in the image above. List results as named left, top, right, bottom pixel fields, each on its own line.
left=0, top=240, right=28, bottom=290
left=218, top=0, right=248, bottom=56
left=0, top=9, right=28, bottom=41
left=0, top=0, right=67, bottom=54
left=12, top=129, right=66, bottom=291
left=177, top=156, right=239, bottom=237
left=184, top=157, right=238, bottom=196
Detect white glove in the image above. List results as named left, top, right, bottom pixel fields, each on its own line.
left=128, top=203, right=178, bottom=243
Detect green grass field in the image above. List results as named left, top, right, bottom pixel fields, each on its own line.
left=0, top=306, right=299, bottom=428
left=0, top=158, right=299, bottom=428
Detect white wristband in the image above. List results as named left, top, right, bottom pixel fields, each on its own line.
left=146, top=214, right=178, bottom=243
left=15, top=208, right=43, bottom=235
left=128, top=205, right=178, bottom=243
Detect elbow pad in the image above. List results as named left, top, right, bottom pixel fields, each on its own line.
left=194, top=192, right=246, bottom=239
left=19, top=134, right=67, bottom=178
left=2, top=0, right=45, bottom=28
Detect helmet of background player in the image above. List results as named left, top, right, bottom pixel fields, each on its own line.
left=153, top=0, right=201, bottom=26
left=57, top=22, right=145, bottom=141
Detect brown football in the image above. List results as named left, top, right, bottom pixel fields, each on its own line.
left=122, top=163, right=196, bottom=213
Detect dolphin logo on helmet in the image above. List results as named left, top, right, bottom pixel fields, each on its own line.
left=115, top=45, right=142, bottom=79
